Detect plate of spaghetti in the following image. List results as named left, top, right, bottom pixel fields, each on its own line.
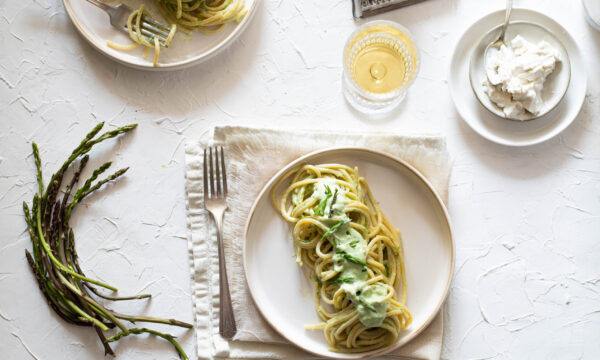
left=244, top=148, right=454, bottom=358
left=62, top=0, right=259, bottom=69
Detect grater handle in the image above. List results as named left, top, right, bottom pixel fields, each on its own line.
left=352, top=0, right=429, bottom=19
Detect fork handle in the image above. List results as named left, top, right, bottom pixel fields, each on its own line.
left=212, top=210, right=237, bottom=339
left=85, top=0, right=111, bottom=11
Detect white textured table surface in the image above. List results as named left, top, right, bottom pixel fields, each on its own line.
left=1, top=0, right=599, bottom=359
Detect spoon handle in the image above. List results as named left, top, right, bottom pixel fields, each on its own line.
left=500, top=0, right=513, bottom=41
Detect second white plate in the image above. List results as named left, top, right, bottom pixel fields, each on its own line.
left=63, top=0, right=259, bottom=70
left=450, top=9, right=586, bottom=146
left=243, top=148, right=454, bottom=359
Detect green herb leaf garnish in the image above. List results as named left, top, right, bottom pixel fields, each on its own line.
left=327, top=276, right=354, bottom=284
left=314, top=185, right=332, bottom=216
left=349, top=240, right=359, bottom=248
left=328, top=189, right=339, bottom=217
left=335, top=250, right=367, bottom=266
left=322, top=219, right=349, bottom=240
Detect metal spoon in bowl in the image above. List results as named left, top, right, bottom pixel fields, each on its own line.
left=484, top=0, right=513, bottom=85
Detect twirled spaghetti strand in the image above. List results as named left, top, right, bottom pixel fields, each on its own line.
left=156, top=0, right=247, bottom=34
left=107, top=4, right=176, bottom=67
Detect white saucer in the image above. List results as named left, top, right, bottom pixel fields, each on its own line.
left=450, top=9, right=587, bottom=146
left=62, top=0, right=260, bottom=70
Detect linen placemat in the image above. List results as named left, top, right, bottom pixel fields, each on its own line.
left=184, top=126, right=451, bottom=359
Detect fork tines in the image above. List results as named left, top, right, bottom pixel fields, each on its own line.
left=203, top=146, right=228, bottom=200
left=139, top=16, right=172, bottom=45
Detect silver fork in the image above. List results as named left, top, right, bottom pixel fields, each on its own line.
left=85, top=0, right=173, bottom=46
left=203, top=146, right=237, bottom=339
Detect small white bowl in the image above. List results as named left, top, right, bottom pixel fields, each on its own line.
left=469, top=21, right=571, bottom=121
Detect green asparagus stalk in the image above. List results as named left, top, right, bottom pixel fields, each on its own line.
left=23, top=123, right=192, bottom=358
left=107, top=328, right=189, bottom=360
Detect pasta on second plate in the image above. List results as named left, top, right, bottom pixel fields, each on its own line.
left=107, top=0, right=246, bottom=66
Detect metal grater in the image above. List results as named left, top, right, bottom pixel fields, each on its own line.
left=352, top=0, right=428, bottom=18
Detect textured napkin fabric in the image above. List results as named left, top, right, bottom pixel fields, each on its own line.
left=184, top=127, right=451, bottom=360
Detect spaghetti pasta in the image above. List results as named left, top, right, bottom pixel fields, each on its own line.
left=271, top=163, right=412, bottom=353
left=156, top=0, right=247, bottom=34
left=106, top=4, right=177, bottom=67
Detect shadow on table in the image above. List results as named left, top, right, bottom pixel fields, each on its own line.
left=453, top=98, right=592, bottom=179
left=344, top=93, right=413, bottom=125
left=75, top=2, right=265, bottom=119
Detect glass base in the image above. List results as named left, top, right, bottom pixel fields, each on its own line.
left=343, top=75, right=406, bottom=114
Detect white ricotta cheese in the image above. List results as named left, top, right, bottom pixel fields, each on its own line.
left=482, top=35, right=560, bottom=120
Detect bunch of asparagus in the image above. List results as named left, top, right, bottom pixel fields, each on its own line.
left=23, top=122, right=192, bottom=359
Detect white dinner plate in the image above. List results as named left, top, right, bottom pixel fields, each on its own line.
left=243, top=148, right=454, bottom=359
left=450, top=9, right=587, bottom=146
left=63, top=0, right=259, bottom=70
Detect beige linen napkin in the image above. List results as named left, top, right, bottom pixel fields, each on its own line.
left=184, top=126, right=451, bottom=360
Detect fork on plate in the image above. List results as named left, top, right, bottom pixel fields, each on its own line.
left=85, top=0, right=174, bottom=46
left=203, top=146, right=237, bottom=339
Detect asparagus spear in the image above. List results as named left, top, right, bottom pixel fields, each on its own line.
left=23, top=123, right=192, bottom=359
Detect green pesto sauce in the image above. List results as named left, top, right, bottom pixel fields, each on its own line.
left=311, top=179, right=388, bottom=327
